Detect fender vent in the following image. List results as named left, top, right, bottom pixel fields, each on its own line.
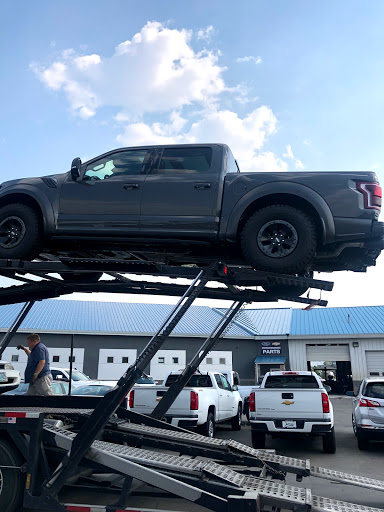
left=41, top=177, right=58, bottom=188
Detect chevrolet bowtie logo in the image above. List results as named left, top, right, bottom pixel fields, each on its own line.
left=282, top=400, right=294, bottom=405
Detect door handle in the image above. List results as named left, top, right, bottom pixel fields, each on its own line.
left=123, top=183, right=139, bottom=190
left=194, top=182, right=211, bottom=190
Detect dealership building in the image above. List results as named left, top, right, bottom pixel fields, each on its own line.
left=0, top=300, right=383, bottom=392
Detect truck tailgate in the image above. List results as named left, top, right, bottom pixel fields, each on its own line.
left=131, top=387, right=193, bottom=417
left=255, top=389, right=325, bottom=419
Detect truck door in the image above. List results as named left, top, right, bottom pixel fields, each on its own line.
left=58, top=149, right=151, bottom=236
left=220, top=374, right=236, bottom=419
left=140, top=146, right=221, bottom=239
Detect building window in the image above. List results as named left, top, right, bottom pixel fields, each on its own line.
left=122, top=357, right=129, bottom=364
left=219, top=358, right=226, bottom=365
left=52, top=356, right=60, bottom=363
left=11, top=355, right=18, bottom=362
left=206, top=358, right=213, bottom=364
left=68, top=356, right=75, bottom=363
left=107, top=357, right=114, bottom=363
left=172, top=357, right=179, bottom=364
left=158, top=357, right=165, bottom=364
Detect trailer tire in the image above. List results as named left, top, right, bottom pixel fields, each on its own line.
left=0, top=438, right=24, bottom=512
left=251, top=430, right=266, bottom=449
left=231, top=405, right=242, bottom=431
left=198, top=412, right=215, bottom=438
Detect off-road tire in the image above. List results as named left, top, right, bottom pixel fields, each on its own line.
left=241, top=205, right=317, bottom=274
left=0, top=438, right=24, bottom=512
left=198, top=412, right=215, bottom=438
left=322, top=428, right=336, bottom=453
left=251, top=430, right=266, bottom=449
left=0, top=203, right=42, bottom=260
left=231, top=405, right=242, bottom=431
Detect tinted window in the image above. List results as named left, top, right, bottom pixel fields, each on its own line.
left=364, top=382, right=384, bottom=399
left=84, top=150, right=148, bottom=180
left=264, top=375, right=319, bottom=389
left=214, top=374, right=223, bottom=389
left=136, top=376, right=155, bottom=384
left=220, top=375, right=231, bottom=390
left=165, top=374, right=213, bottom=387
left=153, top=147, right=213, bottom=174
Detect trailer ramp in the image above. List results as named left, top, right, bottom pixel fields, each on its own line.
left=42, top=423, right=384, bottom=512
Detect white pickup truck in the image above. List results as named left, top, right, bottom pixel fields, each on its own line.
left=249, top=371, right=335, bottom=453
left=130, top=371, right=243, bottom=437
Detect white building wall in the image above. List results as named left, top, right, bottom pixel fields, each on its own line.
left=4, top=347, right=85, bottom=375
left=98, top=349, right=137, bottom=380
left=150, top=350, right=186, bottom=383
left=198, top=351, right=233, bottom=374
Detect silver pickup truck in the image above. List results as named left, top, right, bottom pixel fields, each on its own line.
left=0, top=143, right=383, bottom=295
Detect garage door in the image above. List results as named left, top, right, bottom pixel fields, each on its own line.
left=150, top=350, right=186, bottom=383
left=3, top=347, right=85, bottom=374
left=98, top=349, right=137, bottom=380
left=306, top=344, right=350, bottom=362
left=366, top=351, right=384, bottom=377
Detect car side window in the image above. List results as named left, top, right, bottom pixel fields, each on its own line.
left=214, top=374, right=223, bottom=389
left=151, top=147, right=213, bottom=175
left=84, top=150, right=148, bottom=181
left=51, top=370, right=64, bottom=381
left=220, top=375, right=231, bottom=391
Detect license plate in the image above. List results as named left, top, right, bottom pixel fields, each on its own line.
left=0, top=373, right=8, bottom=383
left=282, top=420, right=296, bottom=429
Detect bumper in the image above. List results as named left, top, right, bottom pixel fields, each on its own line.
left=251, top=420, right=333, bottom=435
left=164, top=414, right=199, bottom=428
left=365, top=221, right=384, bottom=249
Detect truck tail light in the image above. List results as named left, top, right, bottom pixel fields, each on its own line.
left=128, top=390, right=134, bottom=408
left=190, top=391, right=199, bottom=410
left=321, top=392, right=330, bottom=413
left=249, top=392, right=255, bottom=412
left=359, top=398, right=381, bottom=407
left=356, top=182, right=382, bottom=210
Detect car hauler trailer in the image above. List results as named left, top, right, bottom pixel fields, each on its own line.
left=0, top=254, right=383, bottom=512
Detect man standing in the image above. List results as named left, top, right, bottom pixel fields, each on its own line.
left=17, top=333, right=53, bottom=395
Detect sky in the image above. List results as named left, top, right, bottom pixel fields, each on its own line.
left=1, top=0, right=384, bottom=310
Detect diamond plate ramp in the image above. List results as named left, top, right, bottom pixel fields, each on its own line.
left=311, top=465, right=384, bottom=493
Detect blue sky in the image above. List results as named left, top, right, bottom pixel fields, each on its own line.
left=1, top=0, right=384, bottom=308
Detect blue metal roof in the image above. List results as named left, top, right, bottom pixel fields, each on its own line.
left=0, top=300, right=253, bottom=337
left=255, top=356, right=286, bottom=364
left=0, top=301, right=383, bottom=338
left=291, top=306, right=384, bottom=335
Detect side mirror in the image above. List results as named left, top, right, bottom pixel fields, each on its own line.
left=324, top=385, right=331, bottom=393
left=71, top=157, right=82, bottom=181
left=346, top=390, right=355, bottom=397
left=232, top=385, right=238, bottom=391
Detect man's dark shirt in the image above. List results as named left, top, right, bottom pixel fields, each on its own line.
left=25, top=342, right=51, bottom=383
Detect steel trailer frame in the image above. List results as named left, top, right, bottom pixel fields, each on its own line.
left=0, top=257, right=382, bottom=512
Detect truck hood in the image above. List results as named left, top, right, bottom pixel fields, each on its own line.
left=0, top=172, right=68, bottom=191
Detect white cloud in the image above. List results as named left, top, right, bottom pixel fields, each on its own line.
left=32, top=21, right=300, bottom=173
left=283, top=144, right=304, bottom=169
left=32, top=21, right=225, bottom=118
left=197, top=25, right=214, bottom=41
left=237, top=55, right=262, bottom=65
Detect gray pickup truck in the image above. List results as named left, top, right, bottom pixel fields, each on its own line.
left=0, top=143, right=383, bottom=293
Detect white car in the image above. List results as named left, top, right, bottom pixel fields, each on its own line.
left=0, top=361, right=21, bottom=393
left=50, top=367, right=103, bottom=388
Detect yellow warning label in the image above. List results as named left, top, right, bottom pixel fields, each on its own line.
left=25, top=473, right=31, bottom=490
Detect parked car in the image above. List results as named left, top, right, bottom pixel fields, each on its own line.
left=50, top=367, right=103, bottom=388
left=0, top=361, right=20, bottom=394
left=4, top=380, right=69, bottom=395
left=249, top=371, right=336, bottom=453
left=0, top=143, right=383, bottom=296
left=130, top=370, right=243, bottom=437
left=71, top=384, right=115, bottom=396
left=352, top=377, right=384, bottom=450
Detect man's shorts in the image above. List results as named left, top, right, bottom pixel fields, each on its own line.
left=26, top=374, right=54, bottom=396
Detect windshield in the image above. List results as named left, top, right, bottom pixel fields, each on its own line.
left=136, top=376, right=155, bottom=384
left=264, top=375, right=319, bottom=389
left=70, top=370, right=90, bottom=382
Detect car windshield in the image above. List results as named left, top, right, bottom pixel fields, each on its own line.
left=70, top=370, right=90, bottom=382
left=165, top=374, right=213, bottom=387
left=365, top=382, right=384, bottom=399
left=264, top=375, right=319, bottom=389
left=73, top=385, right=112, bottom=396
left=136, top=376, right=155, bottom=384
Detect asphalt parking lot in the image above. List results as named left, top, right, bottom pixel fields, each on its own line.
left=22, top=395, right=384, bottom=511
